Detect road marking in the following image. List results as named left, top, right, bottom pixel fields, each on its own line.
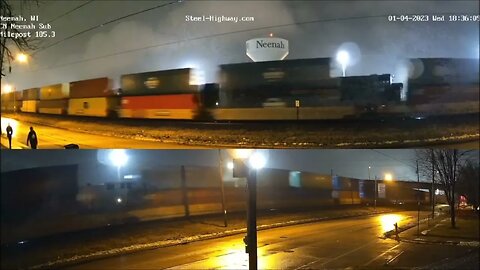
left=384, top=250, right=404, bottom=265
left=295, top=239, right=378, bottom=269
left=363, top=242, right=401, bottom=266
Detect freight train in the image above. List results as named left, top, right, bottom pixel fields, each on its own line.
left=2, top=164, right=433, bottom=243
left=1, top=57, right=478, bottom=121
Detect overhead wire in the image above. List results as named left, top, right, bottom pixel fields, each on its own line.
left=29, top=11, right=461, bottom=72
left=35, top=0, right=181, bottom=55
left=47, top=0, right=95, bottom=24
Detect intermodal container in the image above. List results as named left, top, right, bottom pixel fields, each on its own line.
left=121, top=94, right=199, bottom=109
left=14, top=91, right=23, bottom=101
left=38, top=99, right=68, bottom=114
left=219, top=57, right=336, bottom=107
left=121, top=68, right=198, bottom=96
left=21, top=100, right=38, bottom=113
left=332, top=176, right=359, bottom=191
left=299, top=173, right=333, bottom=189
left=1, top=100, right=14, bottom=111
left=69, top=77, right=113, bottom=98
left=40, top=83, right=69, bottom=100
left=408, top=58, right=479, bottom=86
left=68, top=97, right=120, bottom=117
left=23, top=88, right=40, bottom=100
left=1, top=92, right=14, bottom=101
left=220, top=57, right=332, bottom=87
left=119, top=94, right=199, bottom=119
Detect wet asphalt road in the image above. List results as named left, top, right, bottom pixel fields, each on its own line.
left=65, top=211, right=476, bottom=269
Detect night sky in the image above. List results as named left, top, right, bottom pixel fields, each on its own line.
left=2, top=150, right=478, bottom=181
left=3, top=1, right=479, bottom=90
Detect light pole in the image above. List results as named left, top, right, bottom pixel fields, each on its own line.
left=109, top=150, right=128, bottom=202
left=246, top=151, right=266, bottom=270
left=431, top=151, right=435, bottom=220
left=218, top=150, right=228, bottom=227
left=369, top=166, right=375, bottom=211
left=2, top=84, right=14, bottom=112
left=384, top=173, right=393, bottom=206
left=4, top=53, right=29, bottom=112
left=416, top=160, right=420, bottom=236
left=231, top=150, right=266, bottom=270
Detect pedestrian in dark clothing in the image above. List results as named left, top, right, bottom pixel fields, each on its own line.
left=6, top=124, right=13, bottom=149
left=26, top=126, right=38, bottom=149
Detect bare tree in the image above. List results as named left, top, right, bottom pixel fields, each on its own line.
left=1, top=0, right=40, bottom=77
left=416, top=149, right=472, bottom=228
left=415, top=149, right=436, bottom=218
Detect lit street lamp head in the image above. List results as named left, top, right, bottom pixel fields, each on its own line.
left=2, top=84, right=13, bottom=93
left=336, top=50, right=349, bottom=77
left=16, top=53, right=28, bottom=63
left=248, top=152, right=266, bottom=170
left=109, top=149, right=128, bottom=168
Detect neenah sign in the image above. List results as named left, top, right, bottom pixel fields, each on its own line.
left=246, top=37, right=289, bottom=62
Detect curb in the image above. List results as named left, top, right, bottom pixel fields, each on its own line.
left=29, top=210, right=392, bottom=270
left=384, top=217, right=480, bottom=247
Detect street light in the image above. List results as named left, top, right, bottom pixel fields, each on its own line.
left=336, top=50, right=350, bottom=77
left=109, top=149, right=128, bottom=181
left=109, top=150, right=128, bottom=205
left=231, top=149, right=267, bottom=270
left=16, top=53, right=28, bottom=63
left=2, top=84, right=17, bottom=112
left=369, top=166, right=376, bottom=211
left=2, top=84, right=13, bottom=93
left=109, top=149, right=128, bottom=168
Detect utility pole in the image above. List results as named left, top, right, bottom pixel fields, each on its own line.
left=416, top=160, right=420, bottom=236
left=374, top=175, right=377, bottom=210
left=431, top=150, right=435, bottom=220
left=246, top=168, right=258, bottom=270
left=218, top=150, right=228, bottom=227
left=181, top=165, right=190, bottom=218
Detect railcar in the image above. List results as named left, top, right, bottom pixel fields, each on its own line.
left=67, top=77, right=120, bottom=117
left=1, top=57, right=477, bottom=121
left=38, top=83, right=69, bottom=115
left=405, top=58, right=479, bottom=117
left=118, top=68, right=204, bottom=120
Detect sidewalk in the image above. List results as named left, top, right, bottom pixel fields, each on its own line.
left=0, top=134, right=29, bottom=149
left=2, top=206, right=394, bottom=270
left=393, top=209, right=480, bottom=247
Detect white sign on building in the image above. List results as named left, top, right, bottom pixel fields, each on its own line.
left=378, top=183, right=386, bottom=199
left=246, top=37, right=289, bottom=62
